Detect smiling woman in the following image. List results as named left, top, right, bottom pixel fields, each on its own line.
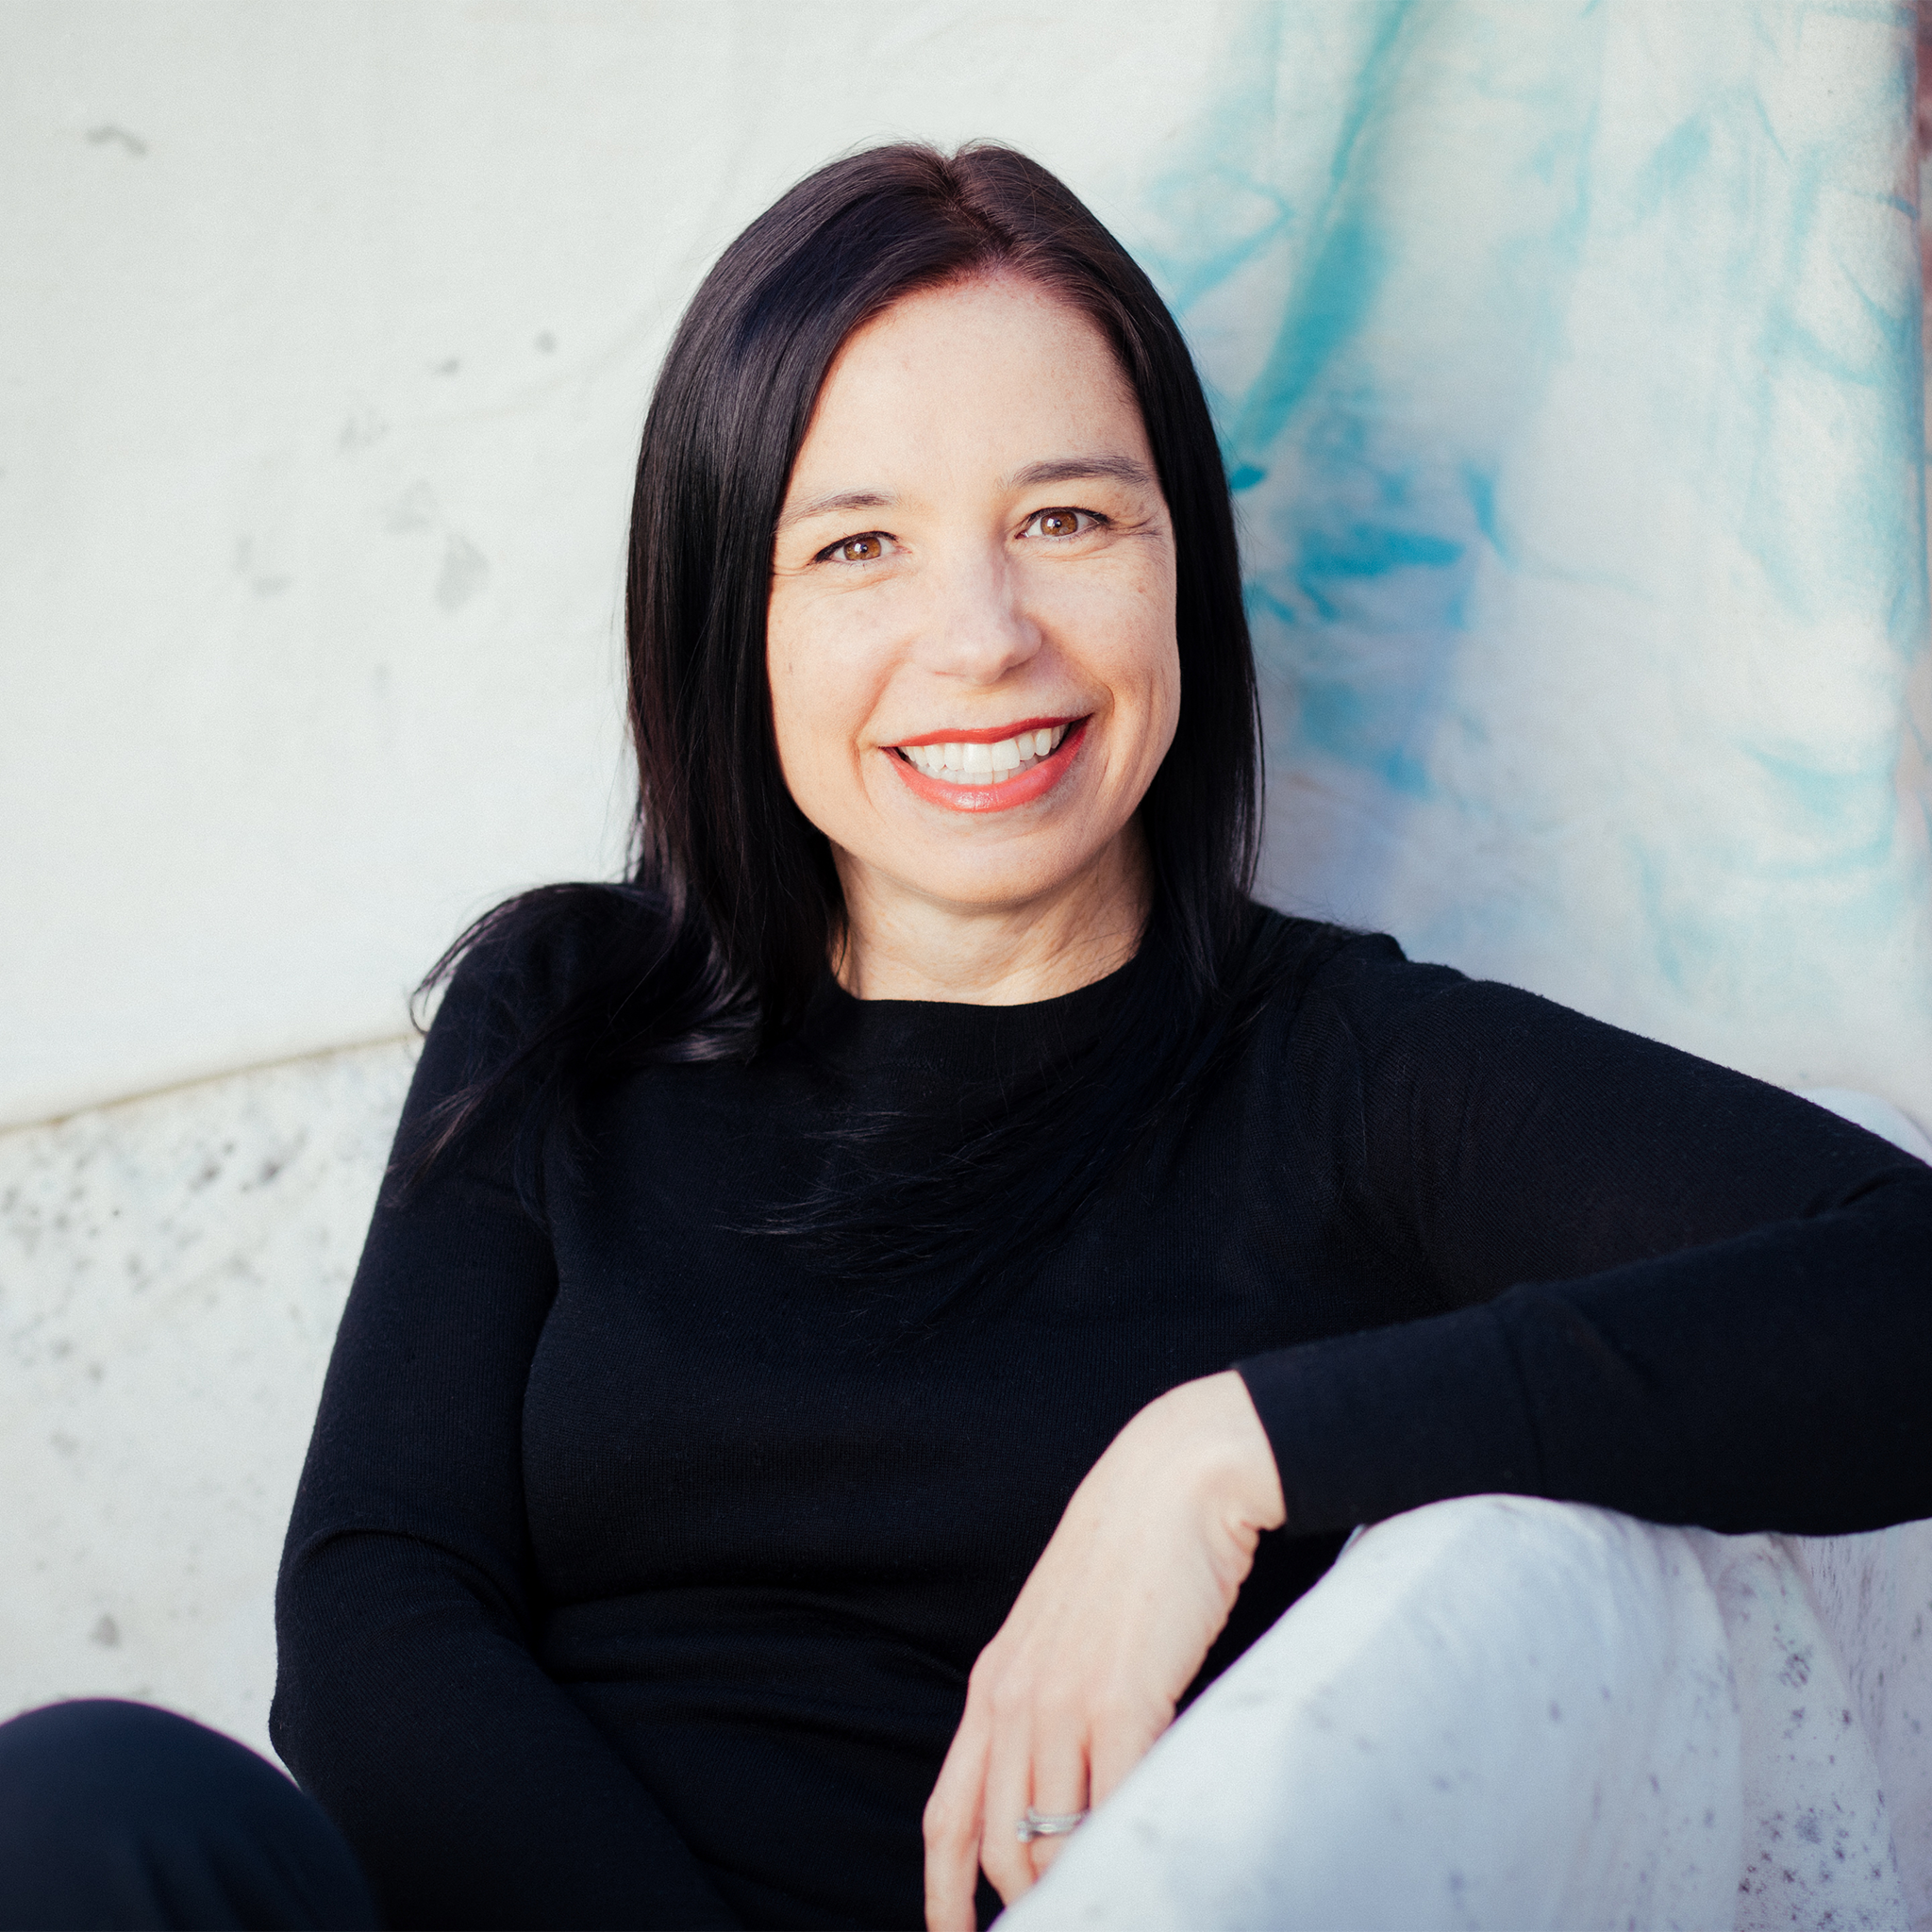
left=8, top=141, right=1929, bottom=1932
left=766, top=275, right=1179, bottom=993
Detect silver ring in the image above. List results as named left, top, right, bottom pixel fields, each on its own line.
left=1017, top=1806, right=1089, bottom=1842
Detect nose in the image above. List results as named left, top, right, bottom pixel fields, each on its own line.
left=908, top=542, right=1042, bottom=686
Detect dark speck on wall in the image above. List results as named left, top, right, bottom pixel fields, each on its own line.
left=85, top=125, right=147, bottom=157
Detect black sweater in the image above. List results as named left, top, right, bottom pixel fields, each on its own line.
left=272, top=914, right=1932, bottom=1931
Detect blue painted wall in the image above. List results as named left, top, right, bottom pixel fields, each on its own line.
left=1124, top=0, right=1931, bottom=1110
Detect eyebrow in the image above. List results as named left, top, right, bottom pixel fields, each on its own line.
left=1004, top=454, right=1158, bottom=491
left=774, top=489, right=893, bottom=533
left=774, top=455, right=1158, bottom=534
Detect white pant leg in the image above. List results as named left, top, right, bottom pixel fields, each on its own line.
left=1004, top=1494, right=1747, bottom=1931
left=1007, top=1496, right=1924, bottom=1930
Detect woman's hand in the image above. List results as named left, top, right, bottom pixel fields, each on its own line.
left=922, top=1371, right=1286, bottom=1932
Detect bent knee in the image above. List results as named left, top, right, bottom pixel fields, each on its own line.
left=0, top=1699, right=280, bottom=1830
left=0, top=1700, right=376, bottom=1930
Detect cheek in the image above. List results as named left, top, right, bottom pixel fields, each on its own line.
left=766, top=595, right=884, bottom=804
left=765, top=603, right=833, bottom=791
left=1103, top=572, right=1180, bottom=781
left=768, top=591, right=841, bottom=720
left=1134, top=559, right=1182, bottom=731
left=1055, top=565, right=1178, bottom=727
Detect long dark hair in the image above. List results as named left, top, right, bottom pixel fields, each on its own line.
left=408, top=142, right=1332, bottom=1302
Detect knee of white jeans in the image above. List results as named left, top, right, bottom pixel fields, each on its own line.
left=1005, top=1495, right=1743, bottom=1931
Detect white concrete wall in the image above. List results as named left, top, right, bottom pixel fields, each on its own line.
left=0, top=1042, right=415, bottom=1759
left=0, top=0, right=1258, bottom=1128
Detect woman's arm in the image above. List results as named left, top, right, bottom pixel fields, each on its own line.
left=925, top=938, right=1932, bottom=1930
left=921, top=1373, right=1283, bottom=1932
left=272, top=958, right=737, bottom=1932
left=1241, top=945, right=1932, bottom=1538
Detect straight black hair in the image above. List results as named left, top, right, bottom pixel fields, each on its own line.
left=408, top=142, right=1335, bottom=1308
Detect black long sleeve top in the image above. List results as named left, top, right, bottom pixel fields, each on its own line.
left=272, top=911, right=1932, bottom=1931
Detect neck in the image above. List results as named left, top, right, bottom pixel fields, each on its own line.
left=831, top=823, right=1151, bottom=1006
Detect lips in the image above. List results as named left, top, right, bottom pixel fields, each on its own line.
left=885, top=717, right=1089, bottom=813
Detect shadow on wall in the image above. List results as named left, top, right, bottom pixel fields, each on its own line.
left=1124, top=0, right=1932, bottom=1115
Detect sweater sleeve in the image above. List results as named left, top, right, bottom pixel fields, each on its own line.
left=271, top=952, right=739, bottom=1931
left=1237, top=936, right=1932, bottom=1539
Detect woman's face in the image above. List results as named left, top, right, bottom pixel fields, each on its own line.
left=767, top=275, right=1179, bottom=933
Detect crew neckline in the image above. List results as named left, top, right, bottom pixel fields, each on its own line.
left=815, top=944, right=1141, bottom=1013
left=798, top=945, right=1145, bottom=1076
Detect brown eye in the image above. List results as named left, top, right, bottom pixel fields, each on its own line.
left=1028, top=508, right=1091, bottom=539
left=830, top=533, right=887, bottom=563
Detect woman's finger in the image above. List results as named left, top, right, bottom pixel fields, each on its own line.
left=974, top=1674, right=1040, bottom=1907
left=924, top=1706, right=991, bottom=1932
left=924, top=1374, right=1287, bottom=1923
left=1017, top=1688, right=1090, bottom=1884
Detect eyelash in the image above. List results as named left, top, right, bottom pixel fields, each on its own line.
left=811, top=507, right=1108, bottom=566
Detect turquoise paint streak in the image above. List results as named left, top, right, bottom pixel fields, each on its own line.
left=1132, top=0, right=1601, bottom=824
left=1295, top=525, right=1464, bottom=624
left=1626, top=115, right=1712, bottom=221
left=1129, top=0, right=1925, bottom=1014
left=1228, top=218, right=1391, bottom=480
left=1223, top=0, right=1417, bottom=477
left=1297, top=678, right=1436, bottom=796
left=1736, top=746, right=1899, bottom=879
left=1461, top=466, right=1509, bottom=564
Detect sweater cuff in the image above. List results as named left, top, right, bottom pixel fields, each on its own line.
left=1237, top=1306, right=1543, bottom=1536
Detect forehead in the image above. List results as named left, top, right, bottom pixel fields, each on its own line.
left=788, top=275, right=1148, bottom=491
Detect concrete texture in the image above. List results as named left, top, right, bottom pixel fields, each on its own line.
left=0, top=1041, right=416, bottom=1760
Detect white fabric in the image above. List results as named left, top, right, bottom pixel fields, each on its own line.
left=1008, top=1504, right=1932, bottom=1931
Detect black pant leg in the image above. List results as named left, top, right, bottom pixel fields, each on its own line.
left=0, top=1699, right=379, bottom=1930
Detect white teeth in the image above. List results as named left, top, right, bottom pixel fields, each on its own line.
left=895, top=721, right=1074, bottom=784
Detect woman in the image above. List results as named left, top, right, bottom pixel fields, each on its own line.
left=8, top=140, right=1926, bottom=1932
